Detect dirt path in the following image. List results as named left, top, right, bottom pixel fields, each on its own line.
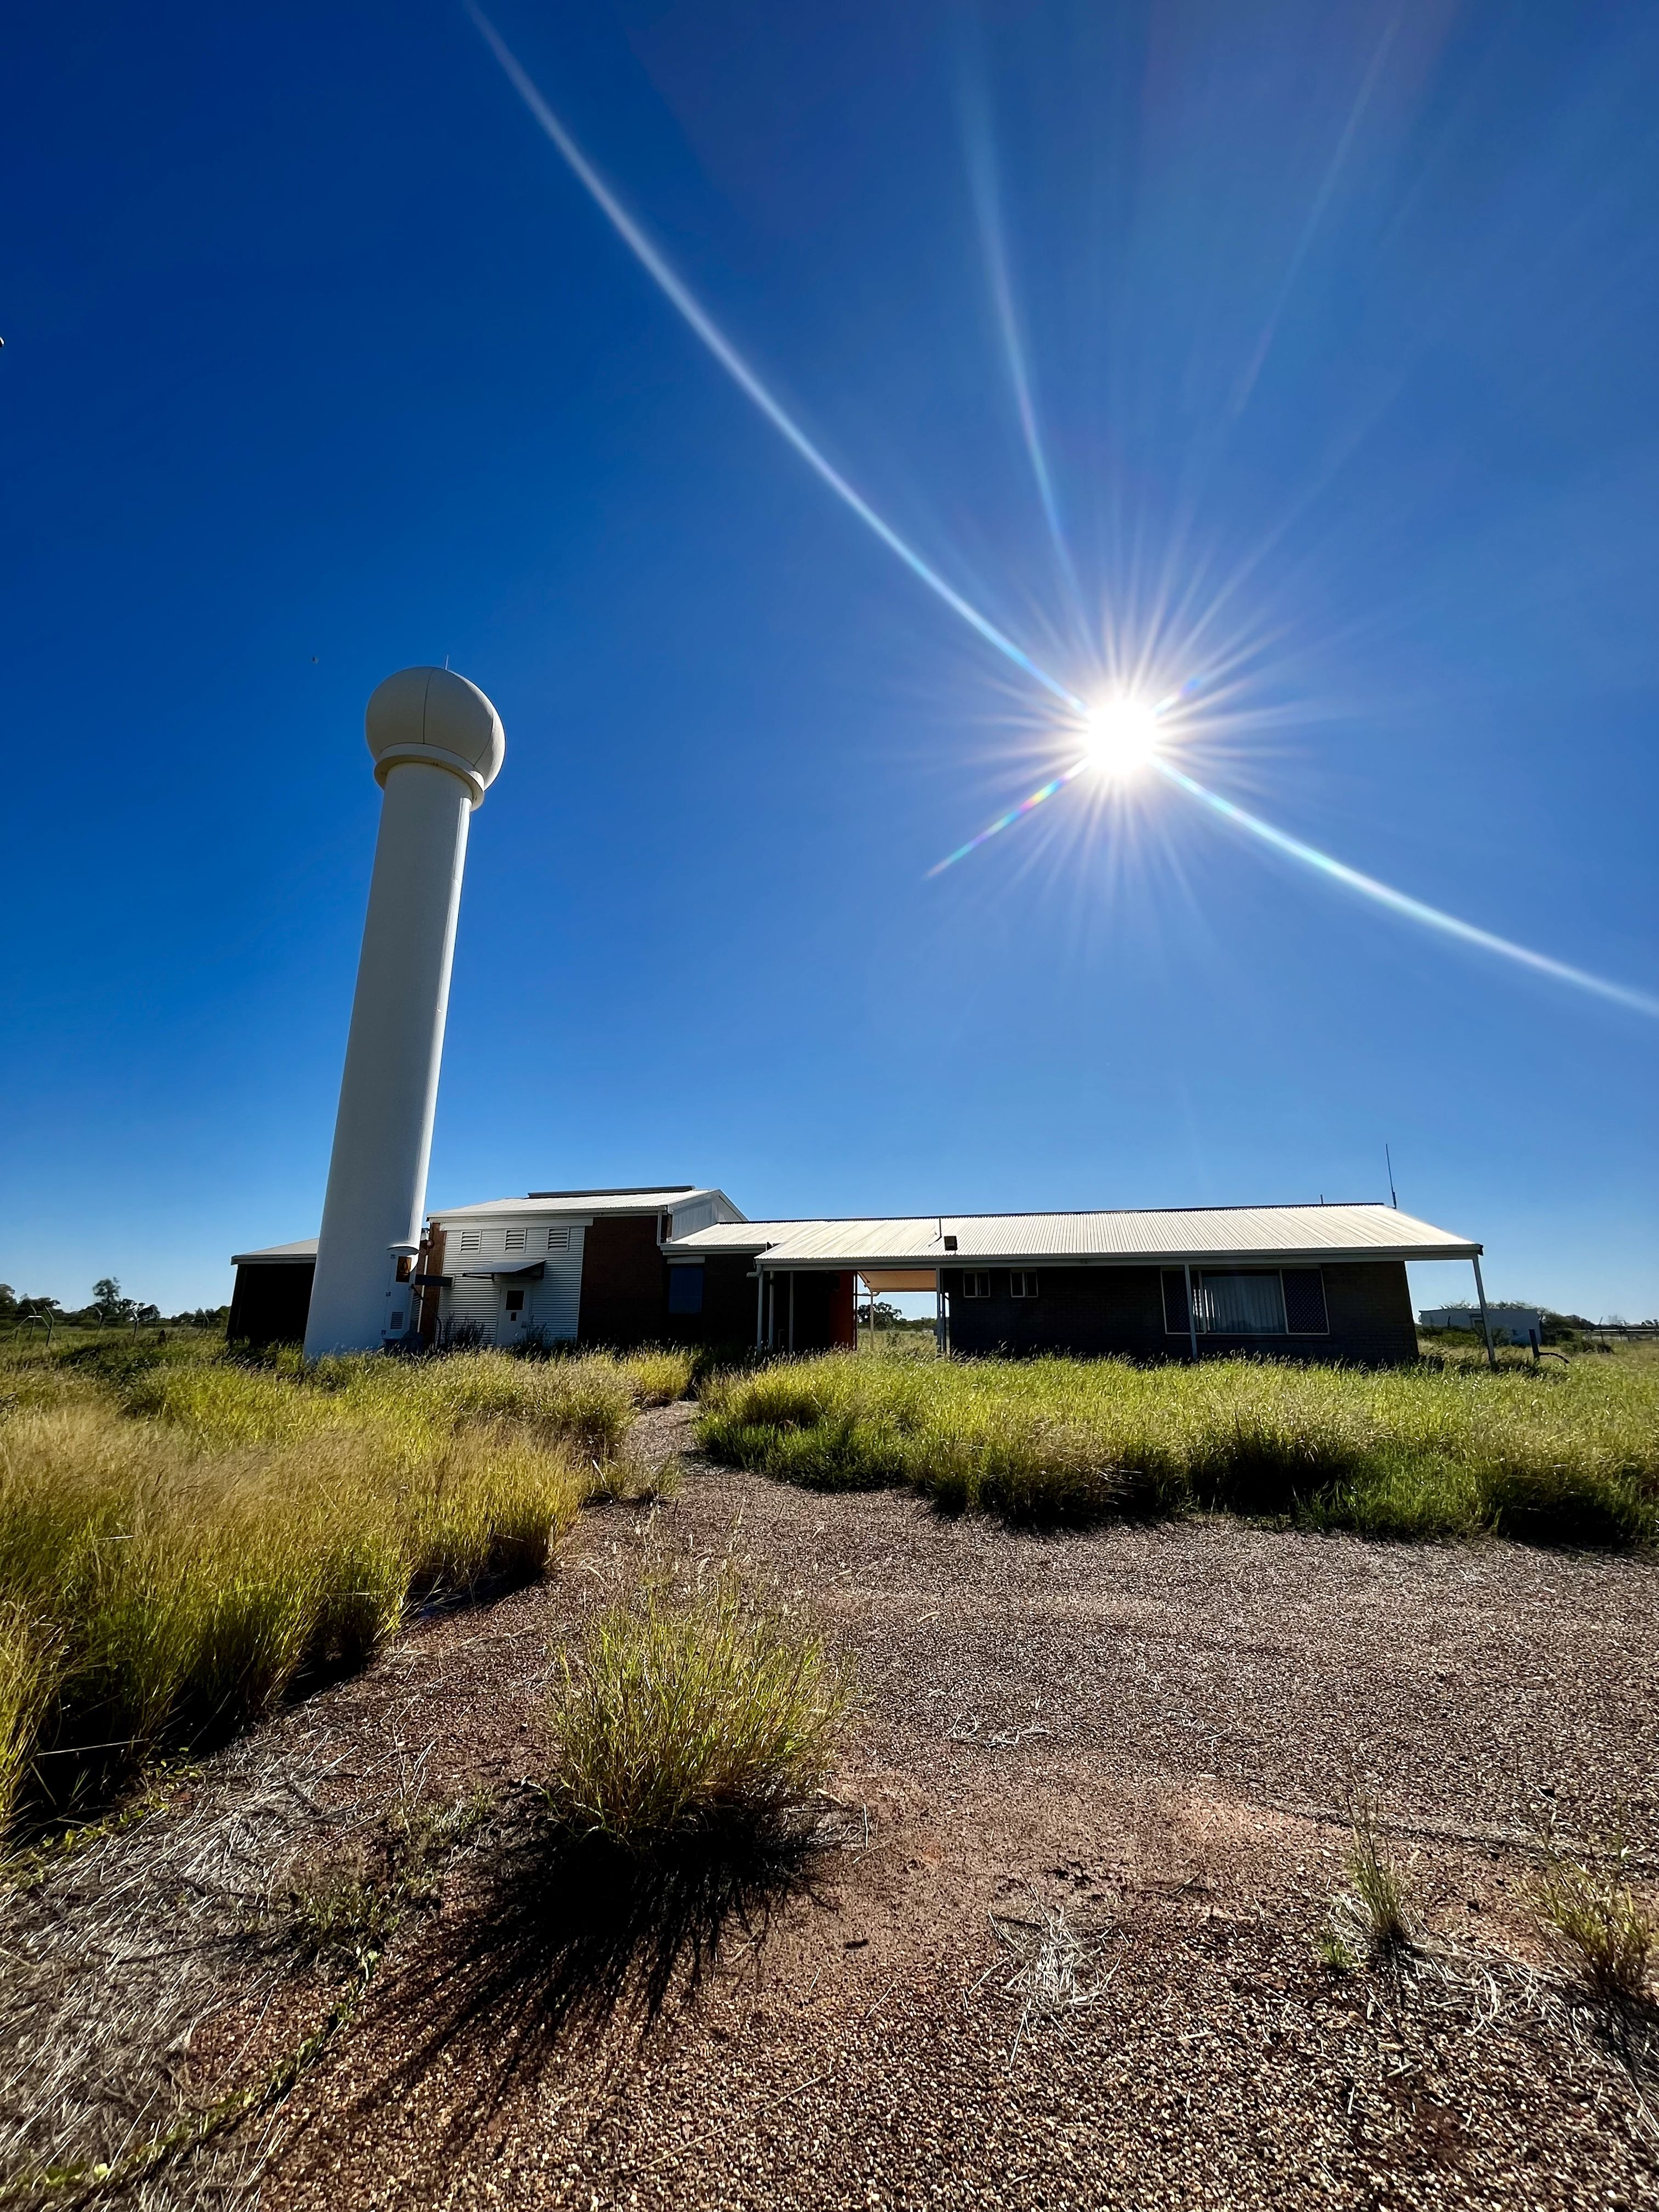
left=252, top=1412, right=1657, bottom=2210
left=9, top=1412, right=1656, bottom=2208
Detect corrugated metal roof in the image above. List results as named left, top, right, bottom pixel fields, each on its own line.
left=668, top=1203, right=1478, bottom=1267
left=430, top=1188, right=740, bottom=1223
left=231, top=1238, right=320, bottom=1265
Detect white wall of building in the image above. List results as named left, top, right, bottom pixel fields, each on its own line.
left=1419, top=1302, right=1544, bottom=1344
left=425, top=1190, right=743, bottom=1347
left=441, top=1219, right=587, bottom=1344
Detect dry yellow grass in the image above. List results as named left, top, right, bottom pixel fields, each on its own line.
left=0, top=1341, right=692, bottom=1833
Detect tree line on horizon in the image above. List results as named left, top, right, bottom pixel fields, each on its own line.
left=0, top=1279, right=228, bottom=1338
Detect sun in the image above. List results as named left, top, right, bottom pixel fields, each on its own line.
left=1083, top=696, right=1161, bottom=779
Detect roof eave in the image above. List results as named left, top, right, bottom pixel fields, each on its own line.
left=674, top=1243, right=1480, bottom=1269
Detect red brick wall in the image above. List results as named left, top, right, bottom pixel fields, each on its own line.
left=771, top=1271, right=856, bottom=1352
left=576, top=1215, right=669, bottom=1346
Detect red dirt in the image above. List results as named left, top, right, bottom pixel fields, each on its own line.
left=226, top=1409, right=1659, bottom=2210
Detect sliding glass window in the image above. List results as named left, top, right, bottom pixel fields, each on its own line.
left=1191, top=1270, right=1287, bottom=1335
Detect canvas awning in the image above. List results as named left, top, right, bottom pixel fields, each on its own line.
left=858, top=1269, right=940, bottom=1292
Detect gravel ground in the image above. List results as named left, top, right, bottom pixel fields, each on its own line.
left=8, top=1405, right=1657, bottom=2207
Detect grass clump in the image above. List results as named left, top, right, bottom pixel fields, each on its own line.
left=0, top=1342, right=661, bottom=1834
left=1344, top=1793, right=1415, bottom=1954
left=696, top=1344, right=1658, bottom=1544
left=621, top=1347, right=697, bottom=1407
left=1523, top=1826, right=1656, bottom=2007
left=1312, top=1923, right=1359, bottom=1974
left=543, top=1571, right=853, bottom=1848
left=1315, top=1793, right=1415, bottom=1967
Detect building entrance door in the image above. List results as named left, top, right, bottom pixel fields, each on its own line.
left=497, top=1286, right=529, bottom=1346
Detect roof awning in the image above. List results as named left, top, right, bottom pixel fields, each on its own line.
left=461, top=1261, right=546, bottom=1281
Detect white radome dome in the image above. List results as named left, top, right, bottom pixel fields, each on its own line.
left=365, top=667, right=505, bottom=805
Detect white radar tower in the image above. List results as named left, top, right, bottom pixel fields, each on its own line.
left=303, top=667, right=505, bottom=1357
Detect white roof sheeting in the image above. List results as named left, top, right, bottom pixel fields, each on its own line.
left=667, top=1203, right=1478, bottom=1269
left=231, top=1238, right=320, bottom=1265
left=429, top=1188, right=742, bottom=1223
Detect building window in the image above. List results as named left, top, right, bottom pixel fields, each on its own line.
left=505, top=1227, right=528, bottom=1252
left=1193, top=1270, right=1287, bottom=1334
left=959, top=1272, right=991, bottom=1299
left=1164, top=1268, right=1314, bottom=1335
left=666, top=1266, right=704, bottom=1315
left=1282, top=1268, right=1329, bottom=1334
left=458, top=1229, right=482, bottom=1254
left=504, top=1289, right=525, bottom=1314
left=546, top=1227, right=570, bottom=1253
left=1010, top=1271, right=1039, bottom=1300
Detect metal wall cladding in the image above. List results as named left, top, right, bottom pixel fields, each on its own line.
left=442, top=1223, right=586, bottom=1343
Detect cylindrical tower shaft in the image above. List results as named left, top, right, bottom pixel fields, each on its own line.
left=304, top=668, right=504, bottom=1358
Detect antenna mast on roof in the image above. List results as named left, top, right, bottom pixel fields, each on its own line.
left=1385, top=1144, right=1399, bottom=1209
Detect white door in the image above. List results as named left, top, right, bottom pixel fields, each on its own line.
left=497, top=1285, right=530, bottom=1345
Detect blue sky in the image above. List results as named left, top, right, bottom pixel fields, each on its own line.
left=3, top=0, right=1655, bottom=1319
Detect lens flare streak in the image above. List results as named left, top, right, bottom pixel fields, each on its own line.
left=473, top=11, right=1657, bottom=1024
left=468, top=7, right=1075, bottom=709
left=925, top=757, right=1093, bottom=878
left=1151, top=762, right=1659, bottom=1019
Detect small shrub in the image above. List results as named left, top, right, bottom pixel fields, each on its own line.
left=284, top=1839, right=402, bottom=1968
left=276, top=1788, right=493, bottom=1969
left=1523, top=1828, right=1656, bottom=2005
left=543, top=1572, right=853, bottom=1848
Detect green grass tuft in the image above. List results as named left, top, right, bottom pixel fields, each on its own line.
left=1344, top=1793, right=1414, bottom=1954
left=1523, top=1827, right=1656, bottom=2006
left=542, top=1572, right=853, bottom=1848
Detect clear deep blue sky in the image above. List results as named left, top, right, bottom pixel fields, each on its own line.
left=3, top=0, right=1656, bottom=1318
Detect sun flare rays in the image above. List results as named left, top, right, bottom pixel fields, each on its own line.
left=472, top=9, right=1657, bottom=1024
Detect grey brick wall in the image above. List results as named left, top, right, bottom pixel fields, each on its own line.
left=942, top=1260, right=1417, bottom=1365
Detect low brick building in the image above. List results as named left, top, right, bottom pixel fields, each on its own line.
left=669, top=1202, right=1482, bottom=1365
left=230, top=1193, right=1485, bottom=1364
left=228, top=1187, right=749, bottom=1351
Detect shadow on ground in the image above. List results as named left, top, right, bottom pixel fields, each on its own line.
left=361, top=1803, right=832, bottom=2141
